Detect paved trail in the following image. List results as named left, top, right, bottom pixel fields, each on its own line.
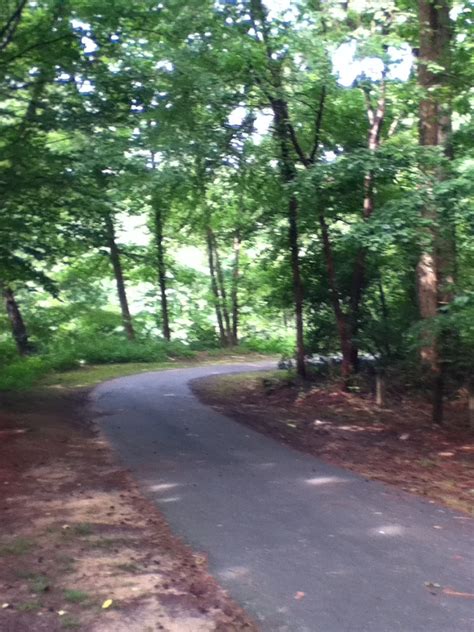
left=91, top=362, right=473, bottom=632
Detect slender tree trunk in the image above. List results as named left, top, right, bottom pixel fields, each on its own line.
left=2, top=285, right=33, bottom=355
left=212, top=233, right=232, bottom=344
left=231, top=231, right=241, bottom=345
left=349, top=78, right=387, bottom=371
left=154, top=206, right=171, bottom=341
left=206, top=228, right=227, bottom=346
left=288, top=194, right=306, bottom=378
left=318, top=213, right=352, bottom=381
left=150, top=151, right=171, bottom=341
left=104, top=213, right=135, bottom=341
left=272, top=99, right=306, bottom=378
left=417, top=0, right=453, bottom=424
left=249, top=0, right=306, bottom=378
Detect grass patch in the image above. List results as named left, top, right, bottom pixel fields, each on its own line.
left=30, top=574, right=50, bottom=593
left=17, top=599, right=42, bottom=612
left=64, top=589, right=90, bottom=604
left=0, top=537, right=34, bottom=556
left=70, top=523, right=93, bottom=536
left=40, top=362, right=185, bottom=389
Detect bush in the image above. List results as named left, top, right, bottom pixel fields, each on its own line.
left=47, top=336, right=195, bottom=365
left=0, top=356, right=50, bottom=390
left=0, top=336, right=196, bottom=391
left=240, top=335, right=295, bottom=355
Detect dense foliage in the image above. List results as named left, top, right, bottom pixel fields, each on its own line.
left=1, top=1, right=473, bottom=421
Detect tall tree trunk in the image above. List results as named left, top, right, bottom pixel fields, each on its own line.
left=212, top=232, right=232, bottom=344
left=249, top=0, right=306, bottom=378
left=150, top=151, right=171, bottom=341
left=271, top=98, right=306, bottom=378
left=417, top=0, right=453, bottom=424
left=349, top=77, right=387, bottom=371
left=318, top=214, right=352, bottom=381
left=231, top=231, right=241, bottom=345
left=206, top=228, right=227, bottom=346
left=154, top=206, right=171, bottom=341
left=104, top=213, right=135, bottom=341
left=2, top=285, right=33, bottom=356
left=288, top=194, right=306, bottom=378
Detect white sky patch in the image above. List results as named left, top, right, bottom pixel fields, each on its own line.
left=81, top=36, right=98, bottom=53
left=228, top=105, right=247, bottom=126
left=253, top=109, right=273, bottom=143
left=117, top=213, right=151, bottom=246
left=332, top=41, right=412, bottom=86
left=156, top=60, right=173, bottom=72
left=175, top=246, right=208, bottom=274
left=77, top=78, right=94, bottom=93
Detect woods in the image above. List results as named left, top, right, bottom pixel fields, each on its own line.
left=1, top=0, right=473, bottom=423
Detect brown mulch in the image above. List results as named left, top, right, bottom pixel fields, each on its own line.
left=0, top=388, right=257, bottom=632
left=192, top=373, right=474, bottom=516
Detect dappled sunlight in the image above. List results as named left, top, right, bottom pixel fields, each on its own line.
left=304, top=476, right=350, bottom=486
left=337, top=424, right=385, bottom=433
left=148, top=482, right=180, bottom=493
left=159, top=496, right=181, bottom=503
left=369, top=524, right=405, bottom=537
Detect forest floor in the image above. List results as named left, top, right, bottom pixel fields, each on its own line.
left=192, top=371, right=474, bottom=516
left=0, top=361, right=263, bottom=631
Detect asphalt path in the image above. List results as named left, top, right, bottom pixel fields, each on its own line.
left=91, top=362, right=474, bottom=632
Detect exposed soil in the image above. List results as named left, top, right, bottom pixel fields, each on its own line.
left=0, top=387, right=257, bottom=632
left=192, top=372, right=474, bottom=516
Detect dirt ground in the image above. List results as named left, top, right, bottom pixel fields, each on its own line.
left=0, top=387, right=257, bottom=632
left=192, top=372, right=474, bottom=516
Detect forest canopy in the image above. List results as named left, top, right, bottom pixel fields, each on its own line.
left=1, top=0, right=473, bottom=422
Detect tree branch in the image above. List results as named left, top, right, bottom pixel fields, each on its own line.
left=0, top=33, right=76, bottom=67
left=309, top=85, right=326, bottom=163
left=0, top=0, right=28, bottom=54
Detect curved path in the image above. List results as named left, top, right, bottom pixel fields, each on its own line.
left=91, top=362, right=473, bottom=632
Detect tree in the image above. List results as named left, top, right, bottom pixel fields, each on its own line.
left=416, top=0, right=454, bottom=423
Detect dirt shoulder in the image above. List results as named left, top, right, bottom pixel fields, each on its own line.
left=0, top=386, right=256, bottom=632
left=192, top=372, right=474, bottom=516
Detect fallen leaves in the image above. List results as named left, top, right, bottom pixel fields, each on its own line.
left=294, top=591, right=305, bottom=600
left=102, top=599, right=113, bottom=609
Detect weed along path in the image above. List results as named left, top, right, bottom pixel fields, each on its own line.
left=91, top=362, right=474, bottom=632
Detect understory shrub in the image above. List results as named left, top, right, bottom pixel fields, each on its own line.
left=240, top=335, right=295, bottom=355
left=0, top=336, right=196, bottom=390
left=51, top=336, right=195, bottom=365
left=0, top=356, right=50, bottom=390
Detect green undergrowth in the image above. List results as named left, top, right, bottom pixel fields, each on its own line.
left=1, top=351, right=276, bottom=393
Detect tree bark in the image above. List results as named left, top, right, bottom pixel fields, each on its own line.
left=270, top=97, right=306, bottom=378
left=417, top=0, right=453, bottom=423
left=231, top=231, right=241, bottom=345
left=154, top=206, right=171, bottom=341
left=104, top=212, right=135, bottom=341
left=2, top=285, right=33, bottom=356
left=206, top=228, right=227, bottom=346
left=212, top=232, right=232, bottom=344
